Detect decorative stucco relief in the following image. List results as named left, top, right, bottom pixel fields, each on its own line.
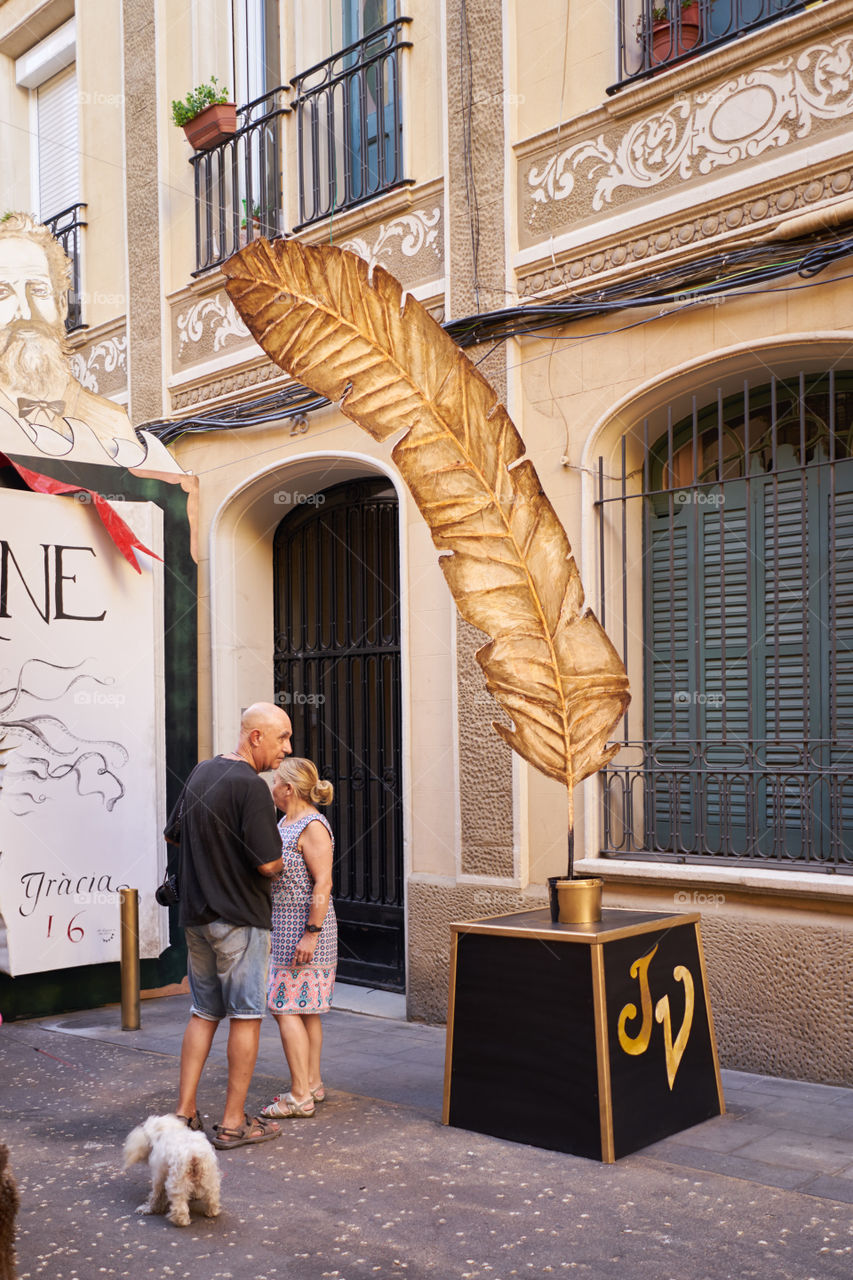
left=338, top=206, right=443, bottom=283
left=170, top=288, right=446, bottom=413
left=69, top=332, right=128, bottom=398
left=170, top=358, right=285, bottom=413
left=173, top=291, right=252, bottom=366
left=523, top=32, right=853, bottom=228
left=518, top=164, right=853, bottom=298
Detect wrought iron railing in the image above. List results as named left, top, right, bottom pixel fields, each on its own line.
left=601, top=742, right=853, bottom=867
left=611, top=0, right=805, bottom=90
left=291, top=17, right=412, bottom=228
left=43, top=202, right=87, bottom=331
left=595, top=370, right=853, bottom=869
left=189, top=87, right=288, bottom=275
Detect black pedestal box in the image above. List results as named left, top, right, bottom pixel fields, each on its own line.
left=443, top=908, right=724, bottom=1162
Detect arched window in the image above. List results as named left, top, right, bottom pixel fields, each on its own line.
left=599, top=371, right=853, bottom=868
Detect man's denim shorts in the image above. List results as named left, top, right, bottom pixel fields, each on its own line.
left=185, top=920, right=271, bottom=1020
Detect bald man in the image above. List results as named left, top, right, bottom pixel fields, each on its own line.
left=164, top=702, right=293, bottom=1149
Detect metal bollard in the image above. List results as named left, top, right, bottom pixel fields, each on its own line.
left=120, top=888, right=140, bottom=1030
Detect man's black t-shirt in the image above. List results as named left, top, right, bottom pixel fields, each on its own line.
left=166, top=757, right=282, bottom=930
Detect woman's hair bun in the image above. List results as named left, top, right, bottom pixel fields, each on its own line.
left=277, top=757, right=334, bottom=805
left=310, top=779, right=334, bottom=805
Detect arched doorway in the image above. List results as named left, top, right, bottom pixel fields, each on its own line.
left=273, top=477, right=405, bottom=989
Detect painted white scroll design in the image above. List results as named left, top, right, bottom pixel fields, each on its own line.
left=527, top=34, right=853, bottom=214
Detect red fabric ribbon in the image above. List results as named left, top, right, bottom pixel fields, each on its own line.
left=0, top=453, right=161, bottom=573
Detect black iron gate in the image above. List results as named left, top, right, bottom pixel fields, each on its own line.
left=273, top=478, right=404, bottom=988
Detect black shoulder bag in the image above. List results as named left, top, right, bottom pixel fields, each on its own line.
left=157, top=766, right=198, bottom=907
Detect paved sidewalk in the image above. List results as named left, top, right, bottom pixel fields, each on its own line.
left=2, top=993, right=853, bottom=1278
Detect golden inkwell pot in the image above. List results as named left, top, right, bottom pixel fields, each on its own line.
left=549, top=877, right=603, bottom=924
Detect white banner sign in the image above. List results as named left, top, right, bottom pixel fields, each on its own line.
left=0, top=490, right=167, bottom=975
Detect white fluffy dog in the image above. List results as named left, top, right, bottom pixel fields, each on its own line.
left=123, top=1114, right=221, bottom=1228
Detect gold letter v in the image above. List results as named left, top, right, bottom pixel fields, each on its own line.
left=654, top=966, right=695, bottom=1090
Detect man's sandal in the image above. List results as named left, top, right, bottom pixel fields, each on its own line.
left=259, top=1091, right=316, bottom=1119
left=211, top=1114, right=281, bottom=1149
left=176, top=1110, right=204, bottom=1131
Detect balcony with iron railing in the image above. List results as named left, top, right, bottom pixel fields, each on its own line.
left=611, top=0, right=806, bottom=89
left=43, top=202, right=87, bottom=331
left=291, top=16, right=412, bottom=229
left=190, top=87, right=288, bottom=274
left=188, top=19, right=412, bottom=271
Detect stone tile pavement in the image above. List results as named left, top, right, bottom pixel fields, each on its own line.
left=35, top=992, right=853, bottom=1204
left=2, top=991, right=853, bottom=1278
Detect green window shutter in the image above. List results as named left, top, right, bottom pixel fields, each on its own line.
left=829, top=468, right=853, bottom=860
left=645, top=510, right=696, bottom=850
left=700, top=487, right=750, bottom=851
left=642, top=399, right=853, bottom=867
left=760, top=460, right=811, bottom=857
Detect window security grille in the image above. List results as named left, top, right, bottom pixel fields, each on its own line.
left=610, top=0, right=805, bottom=91
left=597, top=371, right=853, bottom=869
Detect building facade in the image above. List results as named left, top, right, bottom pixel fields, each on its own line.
left=2, top=0, right=852, bottom=1081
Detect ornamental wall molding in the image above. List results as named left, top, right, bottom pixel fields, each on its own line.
left=339, top=206, right=442, bottom=272
left=175, top=290, right=251, bottom=359
left=517, top=163, right=853, bottom=299
left=170, top=308, right=447, bottom=413
left=425, top=299, right=445, bottom=324
left=523, top=29, right=853, bottom=228
left=69, top=325, right=128, bottom=396
left=170, top=357, right=286, bottom=413
left=298, top=176, right=444, bottom=244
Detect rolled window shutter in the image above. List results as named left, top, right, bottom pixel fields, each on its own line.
left=37, top=63, right=79, bottom=221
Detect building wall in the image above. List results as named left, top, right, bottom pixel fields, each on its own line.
left=3, top=0, right=853, bottom=1081
left=76, top=0, right=127, bottom=333
left=505, top=0, right=853, bottom=1083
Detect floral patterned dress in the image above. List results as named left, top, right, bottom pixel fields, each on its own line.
left=267, top=811, right=337, bottom=1014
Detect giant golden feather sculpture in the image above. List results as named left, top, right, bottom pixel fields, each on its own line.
left=223, top=240, right=630, bottom=877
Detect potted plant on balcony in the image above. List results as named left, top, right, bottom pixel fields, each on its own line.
left=650, top=0, right=701, bottom=63
left=239, top=200, right=263, bottom=246
left=240, top=200, right=261, bottom=230
left=171, top=76, right=237, bottom=151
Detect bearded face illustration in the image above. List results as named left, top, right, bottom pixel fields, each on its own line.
left=0, top=220, right=71, bottom=403
left=0, top=315, right=70, bottom=401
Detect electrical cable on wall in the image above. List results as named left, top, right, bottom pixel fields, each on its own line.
left=144, top=230, right=853, bottom=445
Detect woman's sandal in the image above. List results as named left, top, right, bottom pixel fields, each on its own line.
left=267, top=1083, right=326, bottom=1105
left=259, top=1091, right=316, bottom=1119
left=211, top=1113, right=281, bottom=1149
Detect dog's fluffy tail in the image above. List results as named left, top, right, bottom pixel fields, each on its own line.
left=122, top=1126, right=151, bottom=1169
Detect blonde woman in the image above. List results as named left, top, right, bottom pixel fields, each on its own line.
left=261, top=758, right=337, bottom=1118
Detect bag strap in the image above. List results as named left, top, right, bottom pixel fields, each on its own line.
left=164, top=761, right=202, bottom=845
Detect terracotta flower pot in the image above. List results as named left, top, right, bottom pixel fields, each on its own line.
left=182, top=102, right=237, bottom=151
left=651, top=3, right=701, bottom=63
